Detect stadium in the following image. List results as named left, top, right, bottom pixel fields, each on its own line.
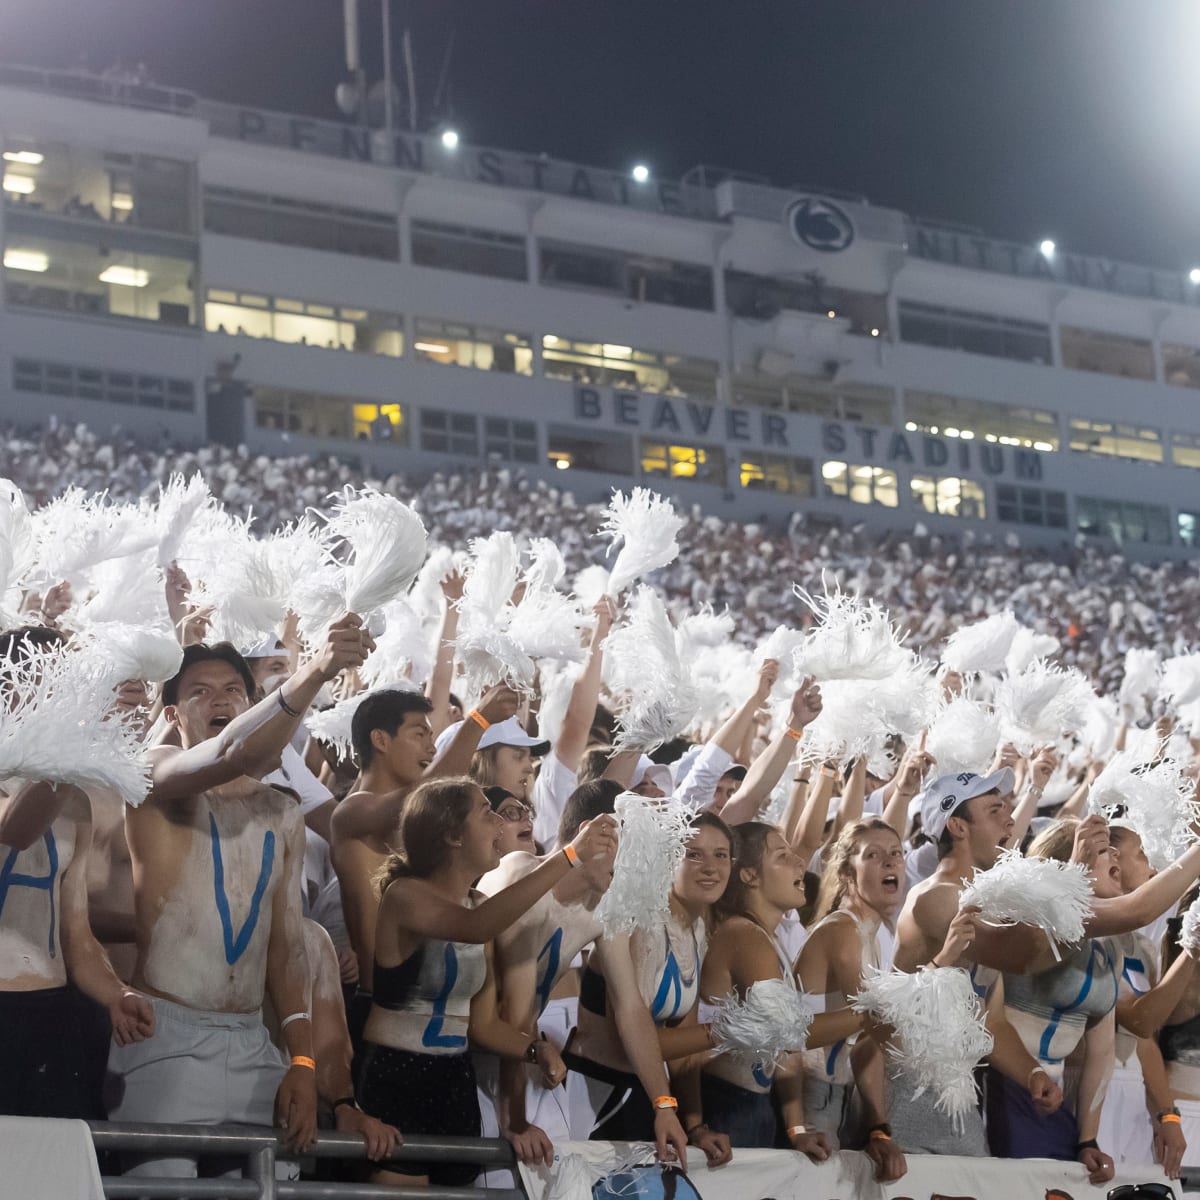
left=5, top=6, right=1200, bottom=1200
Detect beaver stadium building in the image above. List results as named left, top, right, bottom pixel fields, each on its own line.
left=2, top=63, right=1200, bottom=557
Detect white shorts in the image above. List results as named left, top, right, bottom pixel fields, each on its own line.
left=108, top=996, right=290, bottom=1179
left=1098, top=1065, right=1154, bottom=1167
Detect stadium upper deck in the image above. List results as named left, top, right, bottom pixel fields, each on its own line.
left=2, top=62, right=1200, bottom=556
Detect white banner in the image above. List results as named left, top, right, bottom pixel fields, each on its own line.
left=519, top=1141, right=1177, bottom=1200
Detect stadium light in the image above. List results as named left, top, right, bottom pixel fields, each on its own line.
left=2, top=174, right=35, bottom=194
left=3, top=150, right=43, bottom=165
left=3, top=249, right=48, bottom=272
left=1039, top=239, right=1056, bottom=258
left=98, top=265, right=149, bottom=287
left=440, top=128, right=460, bottom=150
left=631, top=163, right=650, bottom=183
left=1190, top=268, right=1200, bottom=285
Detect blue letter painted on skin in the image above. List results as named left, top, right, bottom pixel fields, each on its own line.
left=210, top=815, right=275, bottom=966
left=0, top=831, right=58, bottom=957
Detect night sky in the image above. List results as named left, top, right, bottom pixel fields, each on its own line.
left=3, top=0, right=1199, bottom=272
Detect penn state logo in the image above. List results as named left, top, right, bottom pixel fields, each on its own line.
left=786, top=196, right=855, bottom=253
left=940, top=793, right=958, bottom=812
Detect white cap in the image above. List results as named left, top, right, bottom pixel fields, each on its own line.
left=918, top=767, right=1015, bottom=841
left=434, top=715, right=551, bottom=758
left=632, top=755, right=673, bottom=794
left=241, top=634, right=286, bottom=659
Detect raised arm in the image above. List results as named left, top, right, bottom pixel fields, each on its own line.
left=1118, top=948, right=1199, bottom=1039
left=150, top=614, right=371, bottom=803
left=879, top=744, right=933, bottom=839
left=0, top=780, right=86, bottom=852
left=1010, top=746, right=1056, bottom=847
left=832, top=757, right=867, bottom=836
left=554, top=597, right=617, bottom=772
left=427, top=683, right=518, bottom=779
left=425, top=570, right=463, bottom=738
left=1087, top=839, right=1200, bottom=937
left=720, top=679, right=822, bottom=826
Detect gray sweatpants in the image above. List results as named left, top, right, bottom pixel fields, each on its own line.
left=107, top=996, right=290, bottom=1179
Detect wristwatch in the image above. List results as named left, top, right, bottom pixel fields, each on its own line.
left=523, top=1038, right=542, bottom=1064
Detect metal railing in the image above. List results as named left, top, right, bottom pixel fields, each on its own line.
left=88, top=1121, right=523, bottom=1200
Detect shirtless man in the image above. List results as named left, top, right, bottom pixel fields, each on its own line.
left=0, top=627, right=154, bottom=1119
left=111, top=616, right=371, bottom=1178
left=884, top=768, right=1063, bottom=1140
left=476, top=779, right=620, bottom=1165
left=331, top=683, right=519, bottom=1054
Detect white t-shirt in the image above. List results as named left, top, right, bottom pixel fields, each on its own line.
left=264, top=743, right=332, bottom=816
left=531, top=750, right=581, bottom=853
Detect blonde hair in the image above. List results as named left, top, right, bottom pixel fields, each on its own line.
left=812, top=818, right=899, bottom=923
left=1026, top=817, right=1080, bottom=865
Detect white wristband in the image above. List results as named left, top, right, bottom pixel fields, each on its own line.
left=281, top=1012, right=311, bottom=1030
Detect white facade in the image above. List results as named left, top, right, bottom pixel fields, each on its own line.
left=2, top=63, right=1200, bottom=556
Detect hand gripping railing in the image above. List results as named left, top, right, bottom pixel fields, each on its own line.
left=88, top=1121, right=524, bottom=1200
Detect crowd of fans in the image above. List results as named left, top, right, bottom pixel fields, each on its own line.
left=2, top=418, right=1200, bottom=1193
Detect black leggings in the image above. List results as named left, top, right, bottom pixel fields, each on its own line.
left=563, top=1047, right=656, bottom=1142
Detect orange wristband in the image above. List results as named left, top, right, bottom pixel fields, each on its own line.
left=468, top=709, right=490, bottom=732
left=1161, top=1113, right=1182, bottom=1125
left=290, top=1055, right=316, bottom=1071
left=653, top=1095, right=678, bottom=1110
left=868, top=1129, right=892, bottom=1141
left=785, top=727, right=804, bottom=742
left=561, top=843, right=579, bottom=868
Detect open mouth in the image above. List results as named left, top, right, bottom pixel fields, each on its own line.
left=881, top=874, right=899, bottom=894
left=418, top=758, right=432, bottom=769
left=997, top=835, right=1011, bottom=849
left=518, top=829, right=535, bottom=843
left=209, top=716, right=232, bottom=730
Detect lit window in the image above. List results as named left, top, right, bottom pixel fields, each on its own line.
left=910, top=475, right=986, bottom=519
left=415, top=317, right=532, bottom=374
left=351, top=403, right=405, bottom=442
left=822, top=461, right=897, bottom=507
left=1069, top=418, right=1161, bottom=464
left=640, top=440, right=725, bottom=484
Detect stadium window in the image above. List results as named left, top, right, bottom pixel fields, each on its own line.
left=420, top=409, right=479, bottom=457
left=204, top=186, right=399, bottom=259
left=738, top=452, right=814, bottom=496
left=724, top=269, right=887, bottom=336
left=995, top=484, right=1068, bottom=529
left=897, top=301, right=1051, bottom=365
left=821, top=461, right=898, bottom=507
left=1179, top=511, right=1200, bottom=548
left=351, top=403, right=406, bottom=443
left=1068, top=418, right=1162, bottom=464
left=3, top=141, right=194, bottom=233
left=12, top=357, right=196, bottom=412
left=1171, top=431, right=1200, bottom=470
left=543, top=337, right=718, bottom=400
left=483, top=417, right=538, bottom=464
left=904, top=391, right=1059, bottom=451
left=640, top=440, right=726, bottom=485
left=733, top=373, right=892, bottom=423
left=251, top=385, right=352, bottom=439
left=414, top=318, right=533, bottom=375
left=411, top=219, right=527, bottom=281
left=1060, top=326, right=1155, bottom=382
left=1164, top=344, right=1200, bottom=390
left=1076, top=496, right=1171, bottom=545
left=205, top=290, right=402, bottom=356
left=4, top=232, right=195, bottom=325
left=545, top=425, right=634, bottom=475
left=910, top=474, right=986, bottom=519
left=540, top=239, right=714, bottom=311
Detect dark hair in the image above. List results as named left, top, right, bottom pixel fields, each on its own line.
left=350, top=689, right=433, bottom=766
left=558, top=779, right=622, bottom=846
left=588, top=703, right=616, bottom=746
left=689, top=809, right=734, bottom=848
left=483, top=785, right=517, bottom=811
left=714, top=821, right=776, bottom=923
left=936, top=798, right=978, bottom=860
left=448, top=691, right=463, bottom=713
left=162, top=642, right=256, bottom=708
left=377, top=776, right=480, bottom=890
left=651, top=736, right=693, bottom=766
left=576, top=744, right=614, bottom=785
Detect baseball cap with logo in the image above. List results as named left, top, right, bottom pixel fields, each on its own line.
left=434, top=716, right=550, bottom=758
left=918, top=766, right=1015, bottom=841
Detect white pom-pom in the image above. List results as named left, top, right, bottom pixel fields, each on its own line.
left=360, top=599, right=434, bottom=690
left=1179, top=903, right=1200, bottom=959
left=595, top=791, right=692, bottom=936
left=600, top=488, right=684, bottom=596
left=959, top=847, right=1092, bottom=947
left=524, top=538, right=567, bottom=592
left=0, top=643, right=150, bottom=806
left=306, top=683, right=418, bottom=761
left=573, top=564, right=612, bottom=611
left=155, top=473, right=215, bottom=568
left=1160, top=654, right=1200, bottom=709
left=80, top=622, right=183, bottom=685
left=604, top=587, right=699, bottom=752
left=325, top=488, right=428, bottom=616
left=942, top=611, right=1020, bottom=675
left=708, top=976, right=815, bottom=1068
left=1119, top=648, right=1161, bottom=716
left=1081, top=693, right=1122, bottom=759
left=926, top=697, right=1000, bottom=778
left=853, top=967, right=993, bottom=1126
left=792, top=586, right=909, bottom=682
left=1088, top=749, right=1200, bottom=870
left=28, top=489, right=157, bottom=588
left=0, top=478, right=34, bottom=618
left=993, top=660, right=1094, bottom=754
left=1005, top=627, right=1060, bottom=676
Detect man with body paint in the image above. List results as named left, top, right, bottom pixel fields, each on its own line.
left=0, top=625, right=156, bottom=1119
left=111, top=614, right=372, bottom=1180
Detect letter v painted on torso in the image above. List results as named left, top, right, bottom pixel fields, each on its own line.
left=209, top=814, right=275, bottom=965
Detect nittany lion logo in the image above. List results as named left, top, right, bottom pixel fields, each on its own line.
left=940, top=793, right=958, bottom=812
left=786, top=196, right=855, bottom=252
